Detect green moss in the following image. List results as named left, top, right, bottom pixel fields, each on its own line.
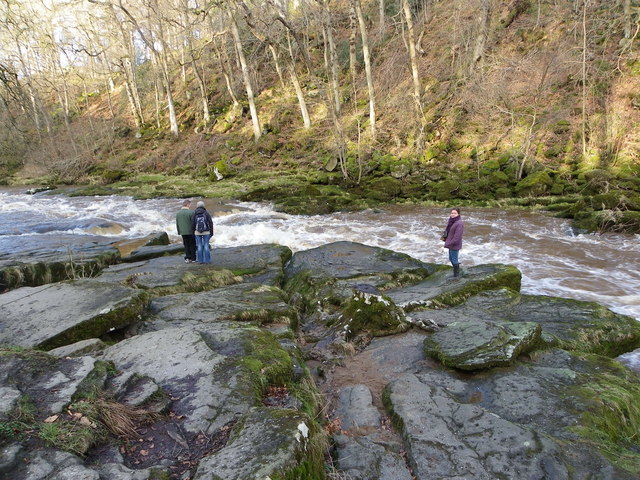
left=38, top=419, right=98, bottom=455
left=340, top=291, right=408, bottom=340
left=569, top=366, right=640, bottom=473
left=559, top=314, right=640, bottom=357
left=429, top=265, right=522, bottom=307
left=241, top=330, right=294, bottom=394
left=362, top=176, right=403, bottom=202
left=514, top=171, right=554, bottom=196
left=73, top=360, right=117, bottom=401
left=427, top=179, right=462, bottom=201
left=572, top=209, right=640, bottom=234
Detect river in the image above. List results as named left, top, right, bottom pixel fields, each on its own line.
left=1, top=188, right=639, bottom=326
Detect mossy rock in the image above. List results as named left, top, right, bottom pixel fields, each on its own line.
left=479, top=159, right=501, bottom=173
left=212, top=159, right=234, bottom=178
left=427, top=179, right=462, bottom=201
left=423, top=320, right=542, bottom=371
left=514, top=170, right=554, bottom=196
left=495, top=187, right=513, bottom=198
left=572, top=209, right=640, bottom=233
left=361, top=176, right=403, bottom=202
left=589, top=191, right=640, bottom=211
left=339, top=288, right=409, bottom=340
left=550, top=178, right=567, bottom=195
left=577, top=169, right=615, bottom=195
left=544, top=144, right=564, bottom=158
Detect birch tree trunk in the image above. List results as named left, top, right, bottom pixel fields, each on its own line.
left=322, top=1, right=341, bottom=115
left=269, top=44, right=287, bottom=91
left=230, top=10, right=262, bottom=140
left=353, top=0, right=376, bottom=140
left=470, top=0, right=491, bottom=74
left=214, top=39, right=240, bottom=107
left=349, top=7, right=358, bottom=86
left=401, top=0, right=422, bottom=120
left=623, top=0, right=631, bottom=39
left=286, top=33, right=310, bottom=129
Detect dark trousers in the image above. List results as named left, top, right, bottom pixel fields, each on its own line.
left=182, top=234, right=197, bottom=261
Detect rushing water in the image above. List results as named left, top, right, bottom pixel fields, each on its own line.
left=1, top=188, right=639, bottom=326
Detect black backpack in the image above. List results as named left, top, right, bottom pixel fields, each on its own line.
left=194, top=211, right=208, bottom=233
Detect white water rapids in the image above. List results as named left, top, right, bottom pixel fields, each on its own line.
left=1, top=189, right=639, bottom=366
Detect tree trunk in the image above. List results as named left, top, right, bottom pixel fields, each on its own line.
left=623, top=0, right=631, bottom=39
left=349, top=7, right=358, bottom=86
left=285, top=31, right=311, bottom=129
left=322, top=1, right=341, bottom=115
left=269, top=44, right=287, bottom=91
left=581, top=0, right=588, bottom=157
left=353, top=0, right=376, bottom=140
left=401, top=0, right=422, bottom=121
left=470, top=0, right=492, bottom=74
left=230, top=10, right=262, bottom=141
left=214, top=40, right=240, bottom=107
left=120, top=60, right=144, bottom=128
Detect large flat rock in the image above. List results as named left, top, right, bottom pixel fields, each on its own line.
left=410, top=288, right=640, bottom=357
left=384, top=369, right=634, bottom=480
left=147, top=282, right=297, bottom=328
left=423, top=320, right=541, bottom=370
left=103, top=324, right=293, bottom=435
left=194, top=407, right=315, bottom=480
left=0, top=240, right=120, bottom=290
left=96, top=244, right=292, bottom=289
left=284, top=241, right=434, bottom=280
left=385, top=264, right=521, bottom=310
left=0, top=280, right=147, bottom=349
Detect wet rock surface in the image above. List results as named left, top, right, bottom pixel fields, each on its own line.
left=1, top=239, right=639, bottom=479
left=0, top=280, right=148, bottom=349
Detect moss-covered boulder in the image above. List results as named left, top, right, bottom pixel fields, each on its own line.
left=514, top=170, right=554, bottom=196
left=572, top=209, right=640, bottom=234
left=339, top=287, right=409, bottom=340
left=361, top=176, right=403, bottom=202
left=193, top=407, right=324, bottom=480
left=283, top=241, right=435, bottom=313
left=386, top=264, right=522, bottom=311
left=427, top=179, right=462, bottom=201
left=413, top=288, right=640, bottom=357
left=423, top=320, right=541, bottom=370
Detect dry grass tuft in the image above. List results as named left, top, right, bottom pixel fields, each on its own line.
left=93, top=399, right=159, bottom=438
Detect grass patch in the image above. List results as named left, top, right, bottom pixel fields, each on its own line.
left=570, top=369, right=640, bottom=473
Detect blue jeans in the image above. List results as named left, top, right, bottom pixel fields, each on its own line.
left=195, top=234, right=211, bottom=263
left=448, top=249, right=459, bottom=266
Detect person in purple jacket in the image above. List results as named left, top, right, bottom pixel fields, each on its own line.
left=442, top=207, right=464, bottom=277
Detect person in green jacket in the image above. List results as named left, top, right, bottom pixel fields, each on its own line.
left=176, top=199, right=196, bottom=263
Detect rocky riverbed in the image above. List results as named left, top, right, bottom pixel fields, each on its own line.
left=1, top=237, right=640, bottom=479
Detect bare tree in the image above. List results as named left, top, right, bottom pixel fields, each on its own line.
left=229, top=6, right=262, bottom=140
left=352, top=0, right=376, bottom=140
